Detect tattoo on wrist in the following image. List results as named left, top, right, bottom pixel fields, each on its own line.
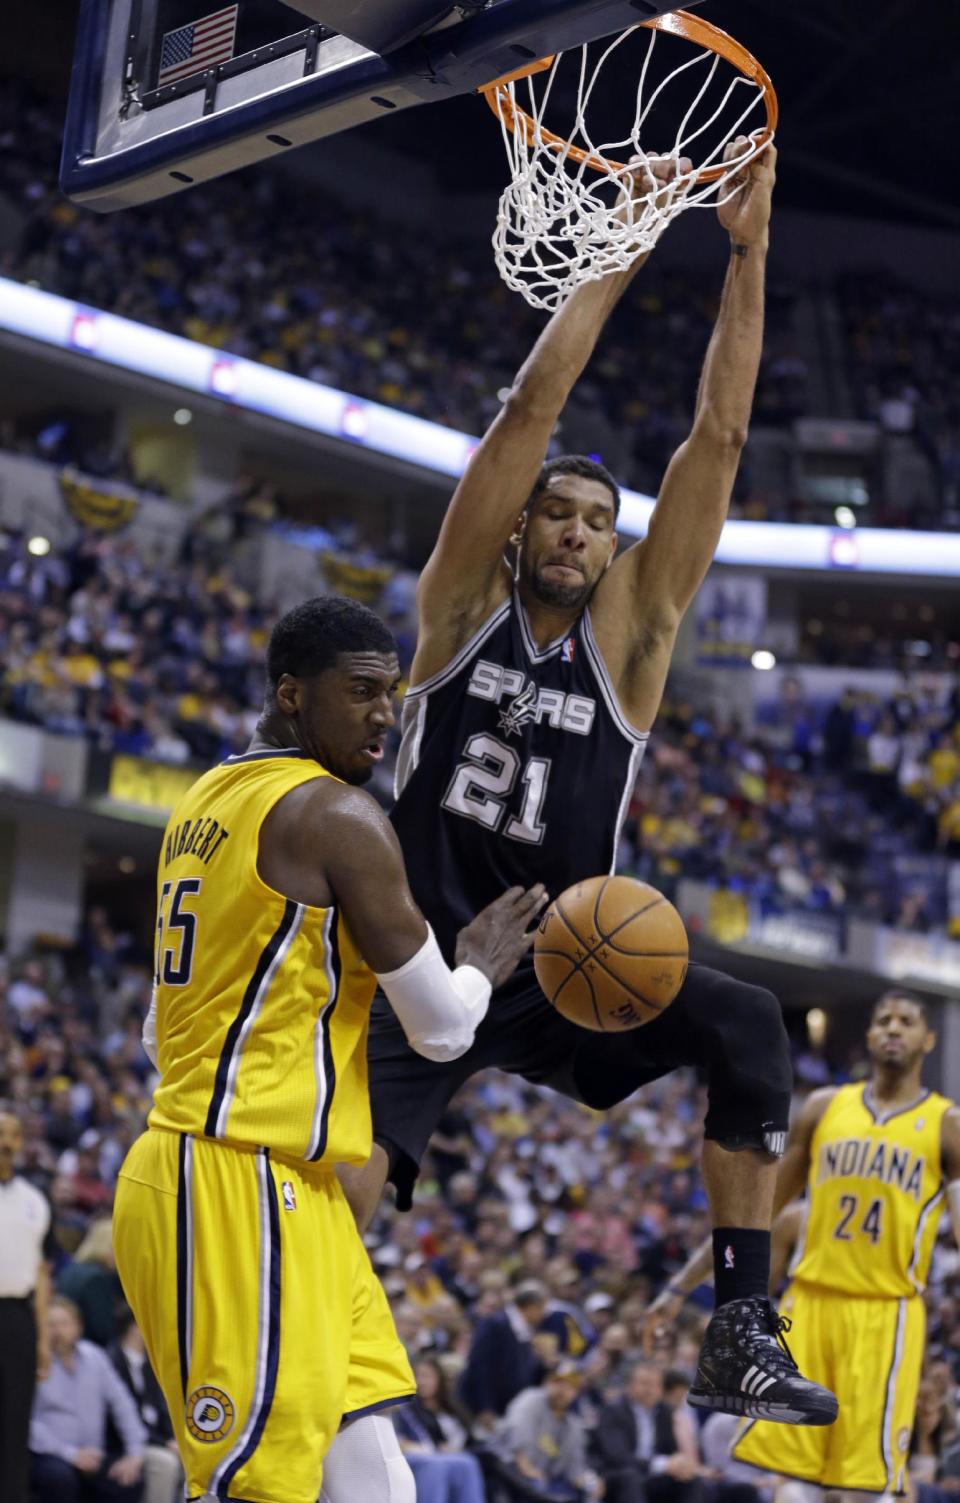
left=730, top=242, right=749, bottom=258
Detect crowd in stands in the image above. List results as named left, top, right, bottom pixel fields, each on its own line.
left=838, top=269, right=960, bottom=526
left=2, top=510, right=958, bottom=934
left=627, top=676, right=960, bottom=936
left=2, top=83, right=958, bottom=524
left=3, top=920, right=960, bottom=1502
left=0, top=82, right=736, bottom=497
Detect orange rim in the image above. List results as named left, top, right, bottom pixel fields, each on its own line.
left=479, top=9, right=778, bottom=183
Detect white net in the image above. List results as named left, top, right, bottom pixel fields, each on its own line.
left=486, top=15, right=775, bottom=311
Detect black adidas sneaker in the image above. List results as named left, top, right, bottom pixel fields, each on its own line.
left=688, top=1296, right=839, bottom=1425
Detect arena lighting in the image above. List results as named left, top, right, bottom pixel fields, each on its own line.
left=806, top=1008, right=827, bottom=1047
left=4, top=275, right=960, bottom=576
left=834, top=506, right=857, bottom=529
left=173, top=407, right=193, bottom=425
left=751, top=649, right=776, bottom=670
left=27, top=535, right=51, bottom=556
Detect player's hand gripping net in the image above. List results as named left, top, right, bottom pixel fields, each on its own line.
left=481, top=10, right=778, bottom=310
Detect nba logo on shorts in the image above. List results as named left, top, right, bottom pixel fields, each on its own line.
left=282, top=1181, right=297, bottom=1212
left=724, top=1245, right=735, bottom=1269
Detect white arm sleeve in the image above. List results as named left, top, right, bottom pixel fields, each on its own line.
left=142, top=989, right=159, bottom=1069
left=948, top=1180, right=960, bottom=1248
left=375, top=925, right=491, bottom=1063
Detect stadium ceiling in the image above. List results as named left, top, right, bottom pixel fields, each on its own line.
left=361, top=0, right=960, bottom=229
left=3, top=0, right=960, bottom=227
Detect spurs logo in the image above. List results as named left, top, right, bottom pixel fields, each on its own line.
left=498, top=684, right=538, bottom=738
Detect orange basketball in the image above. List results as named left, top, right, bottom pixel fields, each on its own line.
left=534, top=875, right=688, bottom=1032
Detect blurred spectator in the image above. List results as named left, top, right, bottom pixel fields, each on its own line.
left=0, top=1107, right=52, bottom=1503
left=592, top=1361, right=703, bottom=1503
left=3, top=896, right=960, bottom=1498
left=699, top=1413, right=772, bottom=1503
left=108, top=1309, right=182, bottom=1503
left=394, top=1355, right=486, bottom=1503
left=29, top=1294, right=145, bottom=1503
left=492, top=1363, right=602, bottom=1502
left=57, top=1217, right=124, bottom=1346
left=459, top=1280, right=550, bottom=1427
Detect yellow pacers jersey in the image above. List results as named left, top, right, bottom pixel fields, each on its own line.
left=148, top=748, right=374, bottom=1167
left=793, top=1082, right=950, bottom=1298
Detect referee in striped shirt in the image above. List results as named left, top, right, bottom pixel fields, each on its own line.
left=0, top=1109, right=52, bottom=1503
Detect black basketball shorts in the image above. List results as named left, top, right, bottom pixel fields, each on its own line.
left=367, top=956, right=783, bottom=1209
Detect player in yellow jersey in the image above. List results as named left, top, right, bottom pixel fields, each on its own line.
left=112, top=595, right=546, bottom=1503
left=650, top=990, right=960, bottom=1498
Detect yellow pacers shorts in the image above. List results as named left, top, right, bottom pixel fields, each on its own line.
left=734, top=1281, right=925, bottom=1495
left=113, top=1129, right=414, bottom=1503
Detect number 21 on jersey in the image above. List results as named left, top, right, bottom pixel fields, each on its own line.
left=442, top=733, right=551, bottom=845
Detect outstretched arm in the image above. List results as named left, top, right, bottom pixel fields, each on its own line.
left=415, top=161, right=686, bottom=670
left=593, top=140, right=776, bottom=729
left=769, top=1199, right=805, bottom=1294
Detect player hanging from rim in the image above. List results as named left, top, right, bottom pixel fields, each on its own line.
left=336, top=140, right=836, bottom=1426
left=113, top=597, right=547, bottom=1503
left=654, top=990, right=960, bottom=1500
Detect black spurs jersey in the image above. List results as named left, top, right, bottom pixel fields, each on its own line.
left=391, top=592, right=649, bottom=962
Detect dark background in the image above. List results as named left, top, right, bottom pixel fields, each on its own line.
left=6, top=0, right=960, bottom=226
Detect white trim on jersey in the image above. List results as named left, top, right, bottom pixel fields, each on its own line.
left=907, top=1180, right=946, bottom=1292
left=394, top=693, right=429, bottom=801
left=212, top=905, right=305, bottom=1139
left=862, top=1084, right=931, bottom=1127
left=210, top=1150, right=274, bottom=1494
left=404, top=598, right=512, bottom=700
left=580, top=609, right=650, bottom=747
left=610, top=742, right=643, bottom=874
left=183, top=1135, right=195, bottom=1371
left=515, top=595, right=570, bottom=663
left=305, top=908, right=340, bottom=1161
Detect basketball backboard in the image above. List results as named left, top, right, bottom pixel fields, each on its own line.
left=61, top=0, right=703, bottom=211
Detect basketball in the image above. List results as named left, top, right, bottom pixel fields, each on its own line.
left=534, top=875, right=688, bottom=1032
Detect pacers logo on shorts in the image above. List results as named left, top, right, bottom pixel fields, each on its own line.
left=186, top=1385, right=235, bottom=1443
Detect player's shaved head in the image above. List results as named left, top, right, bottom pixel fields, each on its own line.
left=867, top=989, right=934, bottom=1078
left=870, top=989, right=930, bottom=1026
left=266, top=596, right=396, bottom=688
left=527, top=454, right=621, bottom=520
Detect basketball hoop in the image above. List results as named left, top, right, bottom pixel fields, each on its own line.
left=479, top=10, right=778, bottom=311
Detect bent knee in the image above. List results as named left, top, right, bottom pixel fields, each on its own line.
left=720, top=979, right=789, bottom=1059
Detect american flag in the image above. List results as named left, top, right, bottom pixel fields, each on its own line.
left=158, top=5, right=238, bottom=87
